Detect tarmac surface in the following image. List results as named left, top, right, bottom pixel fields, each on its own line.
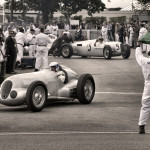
left=0, top=49, right=149, bottom=150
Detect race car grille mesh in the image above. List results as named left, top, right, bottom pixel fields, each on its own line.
left=1, top=80, right=12, bottom=99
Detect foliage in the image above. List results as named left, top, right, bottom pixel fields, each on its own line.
left=136, top=0, right=150, bottom=10
left=5, top=0, right=105, bottom=24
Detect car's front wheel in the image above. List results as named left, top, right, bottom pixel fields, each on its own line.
left=122, top=44, right=131, bottom=59
left=103, top=45, right=112, bottom=59
left=61, top=44, right=73, bottom=58
left=77, top=74, right=95, bottom=104
left=26, top=81, right=47, bottom=112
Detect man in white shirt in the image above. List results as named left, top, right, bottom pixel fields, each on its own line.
left=49, top=62, right=65, bottom=83
left=34, top=27, right=52, bottom=71
left=139, top=23, right=148, bottom=52
left=15, top=27, right=27, bottom=65
left=136, top=41, right=150, bottom=134
left=26, top=29, right=37, bottom=57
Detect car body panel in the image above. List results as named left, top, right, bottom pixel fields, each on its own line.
left=71, top=39, right=123, bottom=57
left=0, top=66, right=78, bottom=106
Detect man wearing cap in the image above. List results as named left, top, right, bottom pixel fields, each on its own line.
left=94, top=36, right=104, bottom=47
left=5, top=31, right=18, bottom=74
left=34, top=27, right=52, bottom=71
left=26, top=29, right=37, bottom=57
left=49, top=62, right=65, bottom=83
left=15, top=27, right=27, bottom=66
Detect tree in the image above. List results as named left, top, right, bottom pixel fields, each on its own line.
left=136, top=0, right=150, bottom=10
left=5, top=0, right=105, bottom=24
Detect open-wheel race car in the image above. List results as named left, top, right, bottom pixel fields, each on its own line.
left=61, top=39, right=131, bottom=59
left=0, top=65, right=95, bottom=112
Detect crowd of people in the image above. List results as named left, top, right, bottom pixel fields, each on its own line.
left=0, top=20, right=150, bottom=74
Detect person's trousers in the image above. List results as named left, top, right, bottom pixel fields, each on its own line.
left=35, top=47, right=48, bottom=70
left=139, top=82, right=150, bottom=125
left=16, top=44, right=24, bottom=63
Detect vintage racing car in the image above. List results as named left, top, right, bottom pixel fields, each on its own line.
left=0, top=65, right=95, bottom=112
left=61, top=39, right=131, bottom=59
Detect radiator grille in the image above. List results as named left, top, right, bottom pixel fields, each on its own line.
left=1, top=80, right=12, bottom=99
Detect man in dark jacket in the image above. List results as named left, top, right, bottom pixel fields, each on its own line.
left=48, top=33, right=67, bottom=57
left=5, top=31, right=18, bottom=74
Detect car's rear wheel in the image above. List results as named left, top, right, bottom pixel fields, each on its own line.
left=122, top=44, right=131, bottom=59
left=103, top=45, right=112, bottom=59
left=77, top=74, right=95, bottom=104
left=61, top=44, right=73, bottom=58
left=26, top=81, right=47, bottom=112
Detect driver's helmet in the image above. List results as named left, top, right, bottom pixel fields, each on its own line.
left=49, top=62, right=59, bottom=71
left=97, top=36, right=103, bottom=42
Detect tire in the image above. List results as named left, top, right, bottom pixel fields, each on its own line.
left=61, top=44, right=73, bottom=58
left=122, top=44, right=131, bottom=59
left=103, top=45, right=112, bottom=60
left=77, top=74, right=95, bottom=104
left=26, top=81, right=47, bottom=112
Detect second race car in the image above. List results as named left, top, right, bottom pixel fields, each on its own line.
left=61, top=38, right=131, bottom=59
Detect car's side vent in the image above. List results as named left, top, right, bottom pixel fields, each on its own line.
left=77, top=44, right=82, bottom=46
left=1, top=80, right=12, bottom=99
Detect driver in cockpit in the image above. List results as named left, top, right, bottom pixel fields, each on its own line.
left=94, top=36, right=104, bottom=47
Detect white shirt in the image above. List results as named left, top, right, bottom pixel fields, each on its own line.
left=101, top=26, right=107, bottom=34
left=64, top=24, right=70, bottom=31
left=26, top=33, right=36, bottom=45
left=4, top=30, right=9, bottom=39
left=56, top=70, right=65, bottom=83
left=15, top=32, right=27, bottom=45
left=135, top=47, right=150, bottom=81
left=139, top=27, right=147, bottom=39
left=36, top=33, right=51, bottom=46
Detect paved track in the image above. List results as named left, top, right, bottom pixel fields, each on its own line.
left=0, top=49, right=149, bottom=150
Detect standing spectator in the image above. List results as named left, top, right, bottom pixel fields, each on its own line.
left=111, top=21, right=115, bottom=41
left=15, top=27, right=27, bottom=66
left=34, top=27, right=51, bottom=71
left=118, top=23, right=124, bottom=43
left=139, top=23, right=148, bottom=52
left=101, top=23, right=108, bottom=42
left=133, top=22, right=140, bottom=48
left=4, top=26, right=12, bottom=39
left=46, top=23, right=53, bottom=34
left=52, top=23, right=59, bottom=36
left=0, top=28, right=5, bottom=49
left=64, top=22, right=70, bottom=31
left=26, top=29, right=37, bottom=57
left=129, top=24, right=134, bottom=47
left=124, top=23, right=129, bottom=45
left=107, top=22, right=113, bottom=41
left=5, top=31, right=18, bottom=74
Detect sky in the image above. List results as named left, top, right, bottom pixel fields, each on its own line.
left=0, top=0, right=133, bottom=8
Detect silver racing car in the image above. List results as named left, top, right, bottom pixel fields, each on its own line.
left=0, top=65, right=95, bottom=112
left=61, top=39, right=131, bottom=59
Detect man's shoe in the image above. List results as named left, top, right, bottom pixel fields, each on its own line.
left=139, top=125, right=145, bottom=134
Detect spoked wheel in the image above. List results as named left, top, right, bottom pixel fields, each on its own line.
left=26, top=81, right=47, bottom=112
left=103, top=45, right=112, bottom=60
left=77, top=74, right=95, bottom=104
left=61, top=44, right=73, bottom=58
